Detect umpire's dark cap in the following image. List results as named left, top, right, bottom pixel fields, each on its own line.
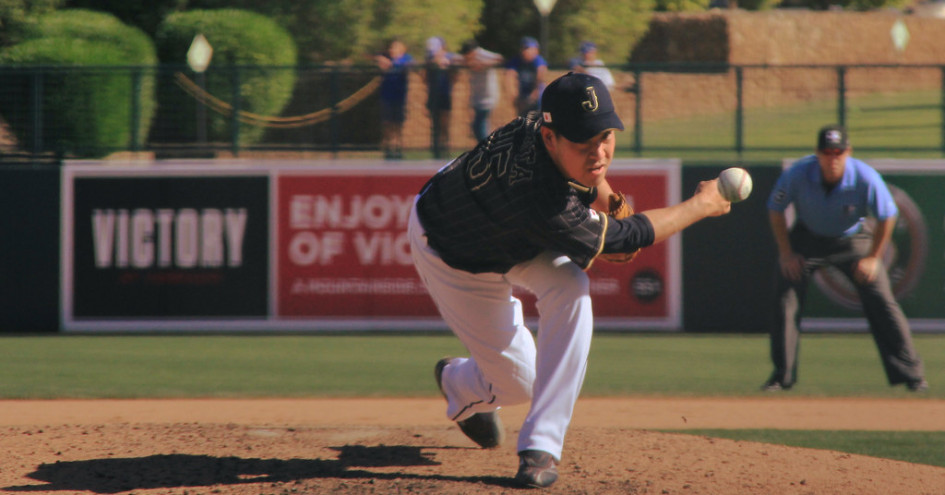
left=817, top=124, right=850, bottom=150
left=541, top=72, right=624, bottom=143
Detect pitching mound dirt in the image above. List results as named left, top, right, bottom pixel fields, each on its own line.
left=2, top=398, right=944, bottom=494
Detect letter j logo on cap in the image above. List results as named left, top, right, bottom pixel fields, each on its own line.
left=582, top=86, right=599, bottom=112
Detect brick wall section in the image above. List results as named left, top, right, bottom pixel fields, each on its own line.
left=609, top=10, right=945, bottom=124
left=723, top=10, right=945, bottom=65
left=408, top=11, right=945, bottom=153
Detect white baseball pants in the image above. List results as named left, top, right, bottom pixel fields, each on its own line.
left=408, top=200, right=594, bottom=460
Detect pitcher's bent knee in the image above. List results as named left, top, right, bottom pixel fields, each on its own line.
left=489, top=355, right=535, bottom=406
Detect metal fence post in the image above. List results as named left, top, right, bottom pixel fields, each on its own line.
left=837, top=66, right=846, bottom=126
left=633, top=69, right=643, bottom=156
left=130, top=68, right=142, bottom=152
left=941, top=66, right=945, bottom=156
left=430, top=66, right=442, bottom=159
left=31, top=70, right=43, bottom=155
left=196, top=71, right=207, bottom=149
left=230, top=67, right=241, bottom=156
left=330, top=66, right=340, bottom=157
left=735, top=66, right=744, bottom=158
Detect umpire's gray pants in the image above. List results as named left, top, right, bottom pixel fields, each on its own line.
left=768, top=223, right=924, bottom=387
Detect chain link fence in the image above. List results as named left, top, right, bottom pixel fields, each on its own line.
left=1, top=63, right=943, bottom=164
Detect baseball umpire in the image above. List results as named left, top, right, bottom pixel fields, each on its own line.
left=408, top=72, right=732, bottom=488
left=763, top=124, right=927, bottom=392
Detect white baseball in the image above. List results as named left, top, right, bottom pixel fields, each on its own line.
left=717, top=167, right=753, bottom=203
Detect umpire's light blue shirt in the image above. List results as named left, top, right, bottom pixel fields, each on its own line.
left=767, top=155, right=898, bottom=237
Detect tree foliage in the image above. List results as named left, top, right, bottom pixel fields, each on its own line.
left=21, top=7, right=158, bottom=61
left=356, top=0, right=484, bottom=63
left=185, top=0, right=484, bottom=64
left=0, top=0, right=63, bottom=45
left=0, top=9, right=157, bottom=157
left=64, top=0, right=187, bottom=35
left=479, top=0, right=654, bottom=66
left=654, top=0, right=712, bottom=12
left=737, top=0, right=779, bottom=11
left=152, top=9, right=297, bottom=145
left=779, top=0, right=910, bottom=9
left=842, top=0, right=910, bottom=10
left=186, top=0, right=368, bottom=63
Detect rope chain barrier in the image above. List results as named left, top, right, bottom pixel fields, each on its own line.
left=173, top=72, right=381, bottom=129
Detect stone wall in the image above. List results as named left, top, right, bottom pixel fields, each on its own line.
left=633, top=10, right=945, bottom=65
left=619, top=10, right=945, bottom=123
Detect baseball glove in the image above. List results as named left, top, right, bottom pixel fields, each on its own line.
left=598, top=192, right=640, bottom=264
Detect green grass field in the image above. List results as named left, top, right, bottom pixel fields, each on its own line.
left=1, top=333, right=942, bottom=467
left=616, top=89, right=945, bottom=163
left=2, top=333, right=941, bottom=399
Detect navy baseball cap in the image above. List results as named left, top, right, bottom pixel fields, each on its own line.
left=817, top=124, right=850, bottom=150
left=541, top=72, right=624, bottom=143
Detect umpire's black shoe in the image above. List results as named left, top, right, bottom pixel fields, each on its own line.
left=907, top=378, right=929, bottom=392
left=515, top=450, right=559, bottom=488
left=434, top=358, right=505, bottom=449
left=761, top=379, right=792, bottom=392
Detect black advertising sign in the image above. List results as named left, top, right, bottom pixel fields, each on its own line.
left=65, top=168, right=269, bottom=322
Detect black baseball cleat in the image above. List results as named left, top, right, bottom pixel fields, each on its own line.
left=454, top=411, right=504, bottom=449
left=434, top=358, right=505, bottom=449
left=906, top=379, right=929, bottom=392
left=515, top=449, right=559, bottom=488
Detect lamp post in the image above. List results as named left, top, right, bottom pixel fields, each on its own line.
left=187, top=34, right=213, bottom=151
left=533, top=0, right=557, bottom=58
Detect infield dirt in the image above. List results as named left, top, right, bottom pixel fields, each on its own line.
left=2, top=397, right=944, bottom=494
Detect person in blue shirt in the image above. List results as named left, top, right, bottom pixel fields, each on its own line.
left=505, top=36, right=547, bottom=118
left=763, top=125, right=927, bottom=392
left=376, top=38, right=413, bottom=159
left=422, top=36, right=458, bottom=158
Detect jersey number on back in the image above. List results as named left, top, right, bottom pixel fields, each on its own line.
left=468, top=124, right=534, bottom=191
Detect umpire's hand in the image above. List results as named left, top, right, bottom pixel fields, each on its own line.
left=779, top=252, right=806, bottom=282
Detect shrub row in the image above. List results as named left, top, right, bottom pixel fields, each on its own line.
left=0, top=8, right=297, bottom=157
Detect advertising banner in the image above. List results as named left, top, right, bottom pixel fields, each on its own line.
left=62, top=159, right=679, bottom=331
left=275, top=161, right=680, bottom=330
left=276, top=167, right=436, bottom=321
left=781, top=159, right=945, bottom=332
left=62, top=165, right=270, bottom=330
left=572, top=165, right=681, bottom=327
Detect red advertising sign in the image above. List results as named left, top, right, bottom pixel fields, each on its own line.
left=581, top=167, right=677, bottom=323
left=276, top=161, right=680, bottom=329
left=277, top=167, right=436, bottom=318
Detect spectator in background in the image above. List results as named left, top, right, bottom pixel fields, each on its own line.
left=422, top=36, right=458, bottom=158
left=460, top=39, right=504, bottom=143
left=505, top=36, right=547, bottom=118
left=569, top=41, right=615, bottom=92
left=376, top=38, right=413, bottom=160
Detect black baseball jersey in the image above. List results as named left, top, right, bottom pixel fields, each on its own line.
left=416, top=113, right=653, bottom=274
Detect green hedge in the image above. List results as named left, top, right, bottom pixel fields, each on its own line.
left=0, top=9, right=157, bottom=157
left=153, top=9, right=298, bottom=146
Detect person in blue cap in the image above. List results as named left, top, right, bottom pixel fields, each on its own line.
left=375, top=38, right=413, bottom=159
left=422, top=36, right=458, bottom=157
left=505, top=36, right=548, bottom=118
left=569, top=41, right=615, bottom=92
